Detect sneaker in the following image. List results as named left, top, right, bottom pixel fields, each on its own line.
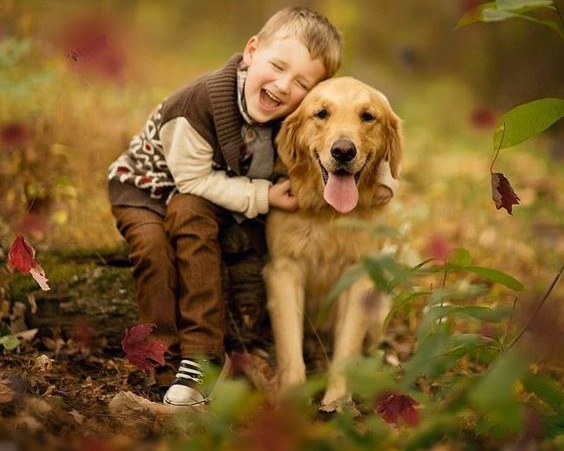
left=162, top=356, right=230, bottom=407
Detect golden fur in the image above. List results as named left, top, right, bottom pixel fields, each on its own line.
left=263, top=77, right=402, bottom=410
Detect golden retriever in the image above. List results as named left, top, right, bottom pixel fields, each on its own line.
left=263, top=77, right=402, bottom=411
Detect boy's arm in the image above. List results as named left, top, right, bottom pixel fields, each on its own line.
left=160, top=118, right=271, bottom=218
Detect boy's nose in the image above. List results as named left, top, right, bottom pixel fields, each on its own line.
left=275, top=75, right=291, bottom=94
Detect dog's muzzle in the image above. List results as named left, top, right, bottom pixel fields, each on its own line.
left=330, top=139, right=357, bottom=164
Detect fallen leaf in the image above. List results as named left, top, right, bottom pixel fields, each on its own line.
left=8, top=236, right=51, bottom=291
left=374, top=392, right=420, bottom=427
left=0, top=382, right=15, bottom=403
left=491, top=173, right=520, bottom=215
left=121, top=324, right=166, bottom=371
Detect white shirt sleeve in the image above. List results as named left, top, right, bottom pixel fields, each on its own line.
left=160, top=117, right=271, bottom=218
left=377, top=159, right=399, bottom=195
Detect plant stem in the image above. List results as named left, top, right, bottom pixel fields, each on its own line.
left=502, top=296, right=518, bottom=348
left=490, top=121, right=506, bottom=174
left=508, top=261, right=564, bottom=349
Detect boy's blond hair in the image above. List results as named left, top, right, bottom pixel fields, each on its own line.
left=256, top=7, right=343, bottom=79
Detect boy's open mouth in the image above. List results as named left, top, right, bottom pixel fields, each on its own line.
left=260, top=89, right=282, bottom=109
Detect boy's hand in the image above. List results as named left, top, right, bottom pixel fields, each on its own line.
left=268, top=179, right=298, bottom=211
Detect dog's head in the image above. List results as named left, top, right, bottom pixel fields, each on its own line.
left=276, top=76, right=402, bottom=213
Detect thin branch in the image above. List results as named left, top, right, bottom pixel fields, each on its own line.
left=490, top=121, right=506, bottom=174
left=305, top=313, right=331, bottom=367
left=508, top=261, right=564, bottom=349
left=502, top=296, right=518, bottom=348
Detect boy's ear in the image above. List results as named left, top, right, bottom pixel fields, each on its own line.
left=275, top=109, right=303, bottom=169
left=242, top=36, right=259, bottom=67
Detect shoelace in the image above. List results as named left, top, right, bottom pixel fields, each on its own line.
left=175, top=359, right=205, bottom=385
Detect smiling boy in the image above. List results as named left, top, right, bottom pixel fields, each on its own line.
left=107, top=7, right=343, bottom=407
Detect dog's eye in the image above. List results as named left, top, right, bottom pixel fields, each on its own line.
left=314, top=109, right=329, bottom=120
left=360, top=111, right=376, bottom=122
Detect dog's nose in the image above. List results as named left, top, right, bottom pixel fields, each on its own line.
left=330, top=140, right=357, bottom=163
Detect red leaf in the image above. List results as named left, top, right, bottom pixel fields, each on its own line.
left=375, top=392, right=420, bottom=427
left=425, top=233, right=452, bottom=261
left=8, top=236, right=36, bottom=273
left=121, top=324, right=166, bottom=371
left=8, top=236, right=51, bottom=291
left=491, top=172, right=520, bottom=215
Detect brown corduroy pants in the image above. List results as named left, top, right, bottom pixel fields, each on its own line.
left=112, top=193, right=232, bottom=361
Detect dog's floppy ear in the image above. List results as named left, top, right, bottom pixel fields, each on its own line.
left=275, top=108, right=303, bottom=169
left=384, top=111, right=403, bottom=178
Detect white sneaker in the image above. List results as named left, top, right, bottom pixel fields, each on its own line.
left=163, top=356, right=230, bottom=407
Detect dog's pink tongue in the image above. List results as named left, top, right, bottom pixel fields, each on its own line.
left=323, top=172, right=359, bottom=213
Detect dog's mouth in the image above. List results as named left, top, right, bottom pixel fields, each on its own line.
left=316, top=152, right=366, bottom=214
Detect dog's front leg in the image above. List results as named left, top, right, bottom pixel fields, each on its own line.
left=321, top=279, right=377, bottom=410
left=264, top=258, right=306, bottom=393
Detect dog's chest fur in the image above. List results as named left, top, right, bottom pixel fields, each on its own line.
left=266, top=208, right=378, bottom=300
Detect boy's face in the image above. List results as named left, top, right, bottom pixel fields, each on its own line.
left=242, top=36, right=326, bottom=124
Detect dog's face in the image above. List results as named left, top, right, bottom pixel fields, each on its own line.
left=276, top=77, right=402, bottom=213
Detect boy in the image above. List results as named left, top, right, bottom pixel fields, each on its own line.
left=107, top=7, right=394, bottom=407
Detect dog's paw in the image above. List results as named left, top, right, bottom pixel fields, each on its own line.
left=318, top=396, right=360, bottom=416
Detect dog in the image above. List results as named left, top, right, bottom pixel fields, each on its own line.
left=263, top=76, right=402, bottom=411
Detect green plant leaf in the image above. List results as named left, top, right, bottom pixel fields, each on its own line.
left=384, top=291, right=429, bottom=328
left=522, top=372, right=564, bottom=415
left=459, top=265, right=524, bottom=291
left=493, top=98, right=564, bottom=149
left=321, top=264, right=365, bottom=309
left=0, top=334, right=20, bottom=350
left=449, top=248, right=472, bottom=266
left=496, top=0, right=554, bottom=11
left=457, top=2, right=513, bottom=28
left=469, top=348, right=530, bottom=430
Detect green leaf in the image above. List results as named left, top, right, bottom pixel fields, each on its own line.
left=345, top=356, right=397, bottom=399
left=449, top=248, right=472, bottom=266
left=458, top=305, right=513, bottom=322
left=457, top=2, right=512, bottom=28
left=496, top=0, right=555, bottom=11
left=0, top=334, right=20, bottom=350
left=522, top=372, right=564, bottom=415
left=460, top=265, right=524, bottom=291
left=493, top=98, right=564, bottom=149
left=321, top=264, right=365, bottom=309
left=469, top=348, right=530, bottom=430
left=383, top=291, right=429, bottom=328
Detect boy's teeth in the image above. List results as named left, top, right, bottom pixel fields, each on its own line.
left=264, top=90, right=281, bottom=105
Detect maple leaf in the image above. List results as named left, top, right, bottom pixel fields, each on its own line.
left=8, top=236, right=51, bottom=291
left=491, top=172, right=520, bottom=215
left=374, top=392, right=420, bottom=427
left=121, top=324, right=166, bottom=371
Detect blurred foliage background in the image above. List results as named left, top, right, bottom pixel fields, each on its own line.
left=1, top=1, right=563, bottom=447
left=0, top=0, right=563, bottom=286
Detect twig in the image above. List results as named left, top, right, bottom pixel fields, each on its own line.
left=502, top=296, right=518, bottom=347
left=508, top=261, right=564, bottom=349
left=489, top=121, right=506, bottom=174
left=305, top=313, right=331, bottom=367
